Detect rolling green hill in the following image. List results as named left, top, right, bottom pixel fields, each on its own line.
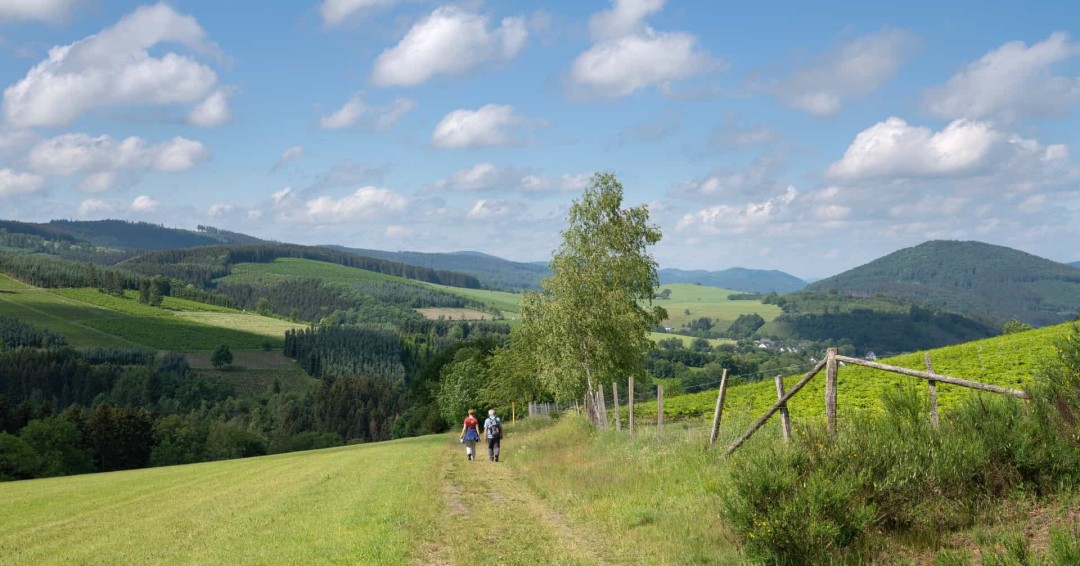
left=659, top=267, right=806, bottom=293
left=0, top=219, right=251, bottom=250
left=806, top=240, right=1080, bottom=326
left=0, top=273, right=300, bottom=349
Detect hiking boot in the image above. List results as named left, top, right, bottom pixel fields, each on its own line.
left=494, top=455, right=499, bottom=462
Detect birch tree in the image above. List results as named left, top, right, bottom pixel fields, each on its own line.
left=520, top=172, right=666, bottom=418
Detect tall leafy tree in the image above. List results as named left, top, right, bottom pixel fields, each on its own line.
left=520, top=172, right=666, bottom=412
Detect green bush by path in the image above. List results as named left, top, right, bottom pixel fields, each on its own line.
left=719, top=324, right=1080, bottom=564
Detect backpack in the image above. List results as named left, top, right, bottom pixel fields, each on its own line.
left=489, top=418, right=502, bottom=439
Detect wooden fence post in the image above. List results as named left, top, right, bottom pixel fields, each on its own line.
left=726, top=359, right=828, bottom=455
left=613, top=381, right=621, bottom=431
left=657, top=385, right=664, bottom=439
left=628, top=375, right=635, bottom=437
left=826, top=348, right=838, bottom=437
left=708, top=368, right=729, bottom=446
left=925, top=353, right=939, bottom=428
left=775, top=375, right=791, bottom=442
left=598, top=384, right=608, bottom=431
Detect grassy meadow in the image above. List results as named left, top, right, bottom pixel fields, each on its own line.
left=655, top=283, right=782, bottom=330
left=0, top=274, right=294, bottom=350
left=217, top=258, right=404, bottom=286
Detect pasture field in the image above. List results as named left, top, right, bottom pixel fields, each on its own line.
left=655, top=283, right=782, bottom=329
left=420, top=282, right=523, bottom=316
left=633, top=322, right=1073, bottom=423
left=415, top=307, right=493, bottom=320
left=0, top=418, right=742, bottom=565
left=218, top=258, right=404, bottom=285
left=0, top=275, right=286, bottom=350
left=0, top=436, right=448, bottom=565
left=648, top=331, right=733, bottom=348
left=171, top=311, right=304, bottom=338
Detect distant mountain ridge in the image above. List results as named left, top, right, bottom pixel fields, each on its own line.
left=0, top=219, right=262, bottom=250
left=806, top=240, right=1080, bottom=326
left=659, top=267, right=806, bottom=293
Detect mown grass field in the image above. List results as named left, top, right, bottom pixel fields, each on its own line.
left=633, top=322, right=1073, bottom=423
left=415, top=307, right=494, bottom=320
left=655, top=283, right=782, bottom=329
left=0, top=274, right=290, bottom=350
left=217, top=258, right=405, bottom=286
left=0, top=436, right=448, bottom=565
left=648, top=331, right=733, bottom=348
left=0, top=417, right=744, bottom=565
left=420, top=282, right=524, bottom=317
left=182, top=350, right=315, bottom=397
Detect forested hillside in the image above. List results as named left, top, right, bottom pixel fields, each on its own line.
left=806, top=240, right=1080, bottom=326
left=760, top=291, right=998, bottom=355
left=659, top=267, right=806, bottom=293
left=329, top=246, right=550, bottom=291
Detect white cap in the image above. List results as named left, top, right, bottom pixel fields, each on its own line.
left=488, top=409, right=496, bottom=417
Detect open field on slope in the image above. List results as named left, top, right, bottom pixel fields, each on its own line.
left=632, top=322, right=1073, bottom=423
left=420, top=282, right=524, bottom=317
left=655, top=283, right=782, bottom=329
left=0, top=274, right=290, bottom=350
left=415, top=307, right=494, bottom=320
left=217, top=257, right=404, bottom=285
left=0, top=419, right=743, bottom=565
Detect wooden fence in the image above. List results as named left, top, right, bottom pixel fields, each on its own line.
left=721, top=348, right=1029, bottom=455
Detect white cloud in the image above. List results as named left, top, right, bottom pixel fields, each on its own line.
left=772, top=29, right=920, bottom=116
left=0, top=168, right=45, bottom=196
left=385, top=225, right=413, bottom=238
left=588, top=0, right=665, bottom=41
left=27, top=133, right=210, bottom=189
left=76, top=198, right=117, bottom=217
left=676, top=186, right=798, bottom=234
left=318, top=92, right=414, bottom=130
left=1017, top=194, right=1048, bottom=213
left=430, top=104, right=543, bottom=149
left=3, top=3, right=225, bottom=128
left=208, top=203, right=233, bottom=217
left=826, top=117, right=1068, bottom=180
left=370, top=6, right=527, bottom=87
left=0, top=0, right=81, bottom=23
left=925, top=32, right=1080, bottom=122
left=188, top=89, right=231, bottom=127
left=297, top=187, right=409, bottom=223
left=437, top=163, right=589, bottom=193
left=319, top=0, right=396, bottom=27
left=466, top=198, right=520, bottom=221
left=676, top=156, right=785, bottom=198
left=130, top=195, right=159, bottom=212
left=272, top=145, right=305, bottom=171
left=570, top=0, right=715, bottom=98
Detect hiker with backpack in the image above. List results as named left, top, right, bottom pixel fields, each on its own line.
left=459, top=408, right=481, bottom=461
left=484, top=409, right=503, bottom=462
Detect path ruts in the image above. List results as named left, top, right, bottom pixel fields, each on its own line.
left=418, top=436, right=606, bottom=566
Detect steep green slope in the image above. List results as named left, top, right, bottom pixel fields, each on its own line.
left=659, top=267, right=806, bottom=293
left=807, top=240, right=1080, bottom=326
left=638, top=322, right=1070, bottom=421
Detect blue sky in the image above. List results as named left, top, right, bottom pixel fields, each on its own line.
left=0, top=0, right=1077, bottom=279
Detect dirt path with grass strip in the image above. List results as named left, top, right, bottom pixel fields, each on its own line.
left=418, top=437, right=607, bottom=566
